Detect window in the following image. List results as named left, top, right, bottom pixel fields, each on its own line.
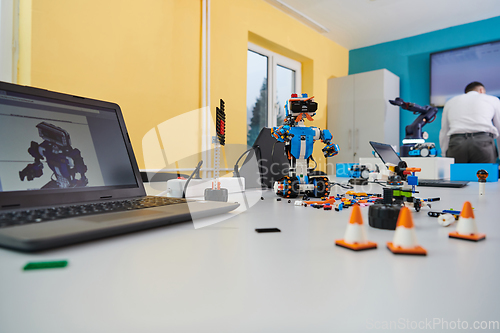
left=246, top=42, right=301, bottom=146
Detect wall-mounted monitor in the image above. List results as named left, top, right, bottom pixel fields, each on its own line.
left=430, top=40, right=500, bottom=108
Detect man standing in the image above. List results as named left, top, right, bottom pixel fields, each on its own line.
left=439, top=82, right=500, bottom=163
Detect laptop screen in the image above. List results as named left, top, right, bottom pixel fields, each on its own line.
left=369, top=141, right=402, bottom=165
left=0, top=88, right=138, bottom=194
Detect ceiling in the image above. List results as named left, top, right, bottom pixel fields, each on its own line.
left=268, top=0, right=500, bottom=50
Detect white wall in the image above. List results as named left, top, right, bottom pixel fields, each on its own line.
left=0, top=0, right=14, bottom=83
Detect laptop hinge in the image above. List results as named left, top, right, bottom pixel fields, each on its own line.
left=100, top=196, right=113, bottom=200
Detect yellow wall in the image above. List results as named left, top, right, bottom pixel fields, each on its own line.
left=19, top=0, right=348, bottom=172
left=211, top=0, right=348, bottom=171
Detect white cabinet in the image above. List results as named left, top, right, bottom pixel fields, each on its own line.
left=326, top=69, right=400, bottom=174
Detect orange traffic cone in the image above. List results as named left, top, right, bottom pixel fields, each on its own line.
left=387, top=207, right=427, bottom=255
left=335, top=204, right=377, bottom=251
left=449, top=201, right=486, bottom=241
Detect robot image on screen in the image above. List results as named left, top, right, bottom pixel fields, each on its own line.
left=19, top=122, right=89, bottom=189
left=271, top=93, right=339, bottom=198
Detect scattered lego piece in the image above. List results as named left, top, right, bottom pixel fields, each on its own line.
left=288, top=200, right=291, bottom=203
left=255, top=228, right=281, bottom=233
left=260, top=197, right=264, bottom=200
left=429, top=209, right=462, bottom=221
left=335, top=204, right=377, bottom=251
left=438, top=213, right=456, bottom=227
left=294, top=200, right=304, bottom=206
left=305, top=197, right=334, bottom=205
left=23, top=260, right=68, bottom=271
left=277, top=198, right=282, bottom=201
left=449, top=201, right=486, bottom=241
left=387, top=207, right=427, bottom=255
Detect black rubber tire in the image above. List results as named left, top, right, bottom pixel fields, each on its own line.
left=368, top=204, right=402, bottom=230
left=310, top=176, right=330, bottom=198
left=282, top=176, right=299, bottom=198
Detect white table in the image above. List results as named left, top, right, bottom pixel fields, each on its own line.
left=1, top=179, right=499, bottom=332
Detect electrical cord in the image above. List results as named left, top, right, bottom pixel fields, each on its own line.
left=328, top=181, right=354, bottom=189
left=233, top=147, right=256, bottom=178
left=271, top=142, right=277, bottom=163
left=309, top=156, right=318, bottom=172
left=368, top=179, right=389, bottom=188
left=182, top=160, right=203, bottom=199
left=231, top=148, right=255, bottom=209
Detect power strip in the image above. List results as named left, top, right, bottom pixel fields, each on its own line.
left=165, top=177, right=246, bottom=198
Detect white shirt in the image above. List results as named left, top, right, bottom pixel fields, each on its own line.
left=439, top=91, right=500, bottom=155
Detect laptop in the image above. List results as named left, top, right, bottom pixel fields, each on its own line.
left=369, top=141, right=468, bottom=188
left=0, top=81, right=239, bottom=252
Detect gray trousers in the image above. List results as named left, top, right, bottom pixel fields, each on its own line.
left=446, top=133, right=497, bottom=163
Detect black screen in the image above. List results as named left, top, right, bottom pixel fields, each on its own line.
left=369, top=141, right=401, bottom=165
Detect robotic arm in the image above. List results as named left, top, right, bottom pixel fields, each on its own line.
left=389, top=97, right=438, bottom=141
left=320, top=129, right=339, bottom=158
left=271, top=125, right=293, bottom=143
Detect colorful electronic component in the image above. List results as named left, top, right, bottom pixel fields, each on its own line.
left=216, top=99, right=226, bottom=146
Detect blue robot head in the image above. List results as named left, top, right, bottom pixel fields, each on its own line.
left=284, top=93, right=317, bottom=121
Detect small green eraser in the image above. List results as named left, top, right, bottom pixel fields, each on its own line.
left=23, top=260, right=68, bottom=271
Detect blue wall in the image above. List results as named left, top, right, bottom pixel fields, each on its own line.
left=349, top=16, right=500, bottom=154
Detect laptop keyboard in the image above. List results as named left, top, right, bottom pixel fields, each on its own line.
left=0, top=196, right=187, bottom=229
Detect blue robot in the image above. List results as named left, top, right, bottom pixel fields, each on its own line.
left=271, top=93, right=339, bottom=198
left=19, top=122, right=88, bottom=189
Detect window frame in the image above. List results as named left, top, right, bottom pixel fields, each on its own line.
left=248, top=42, right=302, bottom=128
